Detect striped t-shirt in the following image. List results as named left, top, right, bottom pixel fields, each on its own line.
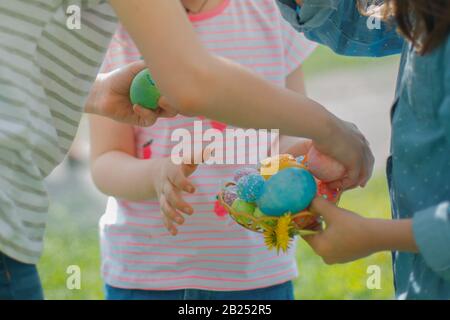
left=0, top=0, right=117, bottom=264
left=100, top=0, right=317, bottom=291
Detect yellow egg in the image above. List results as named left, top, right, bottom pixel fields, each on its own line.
left=260, top=154, right=305, bottom=179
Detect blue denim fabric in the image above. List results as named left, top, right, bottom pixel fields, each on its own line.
left=276, top=0, right=404, bottom=56
left=105, top=281, right=294, bottom=300
left=276, top=0, right=450, bottom=300
left=0, top=251, right=44, bottom=300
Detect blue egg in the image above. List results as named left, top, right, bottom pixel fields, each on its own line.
left=237, top=173, right=265, bottom=202
left=233, top=167, right=259, bottom=183
left=256, top=168, right=317, bottom=216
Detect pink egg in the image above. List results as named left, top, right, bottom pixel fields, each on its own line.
left=307, top=147, right=346, bottom=182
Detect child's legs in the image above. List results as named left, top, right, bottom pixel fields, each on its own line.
left=186, top=281, right=294, bottom=300
left=0, top=252, right=44, bottom=300
left=105, top=281, right=294, bottom=300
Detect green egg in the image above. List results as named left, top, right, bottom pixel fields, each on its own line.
left=231, top=199, right=256, bottom=215
left=130, top=69, right=161, bottom=110
left=253, top=207, right=265, bottom=218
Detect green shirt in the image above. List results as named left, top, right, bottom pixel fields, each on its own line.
left=0, top=0, right=117, bottom=264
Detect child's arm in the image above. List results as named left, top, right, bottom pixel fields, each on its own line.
left=108, top=0, right=373, bottom=190
left=89, top=116, right=199, bottom=235
left=304, top=197, right=450, bottom=281
left=304, top=61, right=450, bottom=279
left=281, top=66, right=348, bottom=185
left=279, top=66, right=312, bottom=153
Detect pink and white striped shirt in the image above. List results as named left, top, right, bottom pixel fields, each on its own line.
left=99, top=0, right=317, bottom=291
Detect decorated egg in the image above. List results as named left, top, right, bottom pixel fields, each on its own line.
left=231, top=199, right=256, bottom=215
left=233, top=167, right=259, bottom=183
left=222, top=185, right=238, bottom=206
left=306, top=147, right=346, bottom=182
left=130, top=69, right=161, bottom=110
left=259, top=154, right=302, bottom=179
left=237, top=173, right=265, bottom=202
left=316, top=180, right=341, bottom=203
left=256, top=167, right=317, bottom=216
left=231, top=199, right=256, bottom=226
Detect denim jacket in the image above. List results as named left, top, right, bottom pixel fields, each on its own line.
left=276, top=0, right=450, bottom=299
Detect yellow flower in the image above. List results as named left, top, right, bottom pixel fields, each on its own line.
left=264, top=227, right=277, bottom=251
left=275, top=215, right=293, bottom=253
left=263, top=215, right=294, bottom=253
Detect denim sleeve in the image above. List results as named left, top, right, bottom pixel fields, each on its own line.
left=276, top=0, right=404, bottom=57
left=413, top=202, right=450, bottom=281
left=438, top=39, right=450, bottom=142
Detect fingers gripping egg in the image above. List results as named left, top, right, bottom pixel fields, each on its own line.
left=306, top=147, right=346, bottom=182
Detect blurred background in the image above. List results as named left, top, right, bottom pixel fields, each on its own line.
left=41, top=45, right=400, bottom=300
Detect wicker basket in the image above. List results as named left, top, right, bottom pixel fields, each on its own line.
left=218, top=182, right=320, bottom=237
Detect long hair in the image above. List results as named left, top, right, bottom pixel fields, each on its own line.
left=359, top=0, right=450, bottom=55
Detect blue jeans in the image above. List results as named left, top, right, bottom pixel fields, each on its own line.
left=105, top=281, right=294, bottom=300
left=0, top=252, right=44, bottom=300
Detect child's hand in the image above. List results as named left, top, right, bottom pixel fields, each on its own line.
left=302, top=197, right=377, bottom=264
left=315, top=120, right=374, bottom=190
left=154, top=158, right=199, bottom=236
left=88, top=60, right=177, bottom=126
left=285, top=140, right=347, bottom=184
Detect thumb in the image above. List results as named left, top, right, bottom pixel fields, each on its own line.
left=181, top=163, right=199, bottom=178
left=309, top=197, right=336, bottom=223
left=157, top=96, right=178, bottom=118
left=126, top=60, right=147, bottom=78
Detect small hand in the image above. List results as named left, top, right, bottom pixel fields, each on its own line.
left=90, top=60, right=177, bottom=126
left=303, top=197, right=376, bottom=264
left=154, top=158, right=199, bottom=236
left=285, top=140, right=346, bottom=185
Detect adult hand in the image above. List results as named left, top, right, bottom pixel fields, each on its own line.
left=86, top=60, right=177, bottom=126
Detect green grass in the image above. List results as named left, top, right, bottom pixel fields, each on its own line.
left=38, top=201, right=104, bottom=300
left=39, top=172, right=394, bottom=300
left=302, top=45, right=399, bottom=78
